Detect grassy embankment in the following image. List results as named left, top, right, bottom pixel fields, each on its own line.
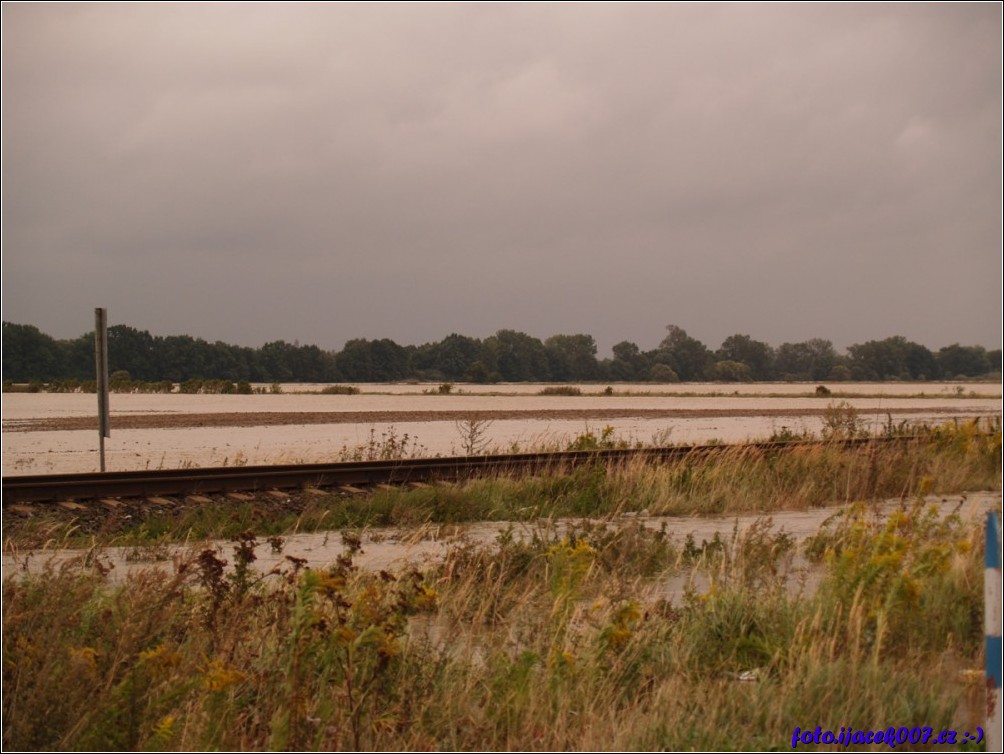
left=3, top=420, right=1001, bottom=749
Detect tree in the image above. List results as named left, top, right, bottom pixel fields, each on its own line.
left=847, top=336, right=937, bottom=380
left=414, top=334, right=483, bottom=381
left=774, top=339, right=837, bottom=381
left=607, top=340, right=650, bottom=381
left=61, top=333, right=96, bottom=379
left=545, top=334, right=599, bottom=381
left=716, top=334, right=775, bottom=380
left=370, top=339, right=410, bottom=381
left=903, top=341, right=938, bottom=380
left=648, top=363, right=680, bottom=383
left=989, top=350, right=1002, bottom=372
left=936, top=344, right=991, bottom=378
left=464, top=360, right=501, bottom=384
left=107, top=325, right=158, bottom=380
left=483, top=330, right=550, bottom=381
left=160, top=335, right=204, bottom=381
left=279, top=343, right=339, bottom=382
left=706, top=360, right=753, bottom=382
left=259, top=341, right=299, bottom=382
left=1, top=322, right=67, bottom=381
left=335, top=338, right=409, bottom=381
left=438, top=334, right=482, bottom=380
left=827, top=364, right=853, bottom=381
left=654, top=325, right=712, bottom=381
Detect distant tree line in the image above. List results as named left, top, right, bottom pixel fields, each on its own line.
left=2, top=321, right=1000, bottom=385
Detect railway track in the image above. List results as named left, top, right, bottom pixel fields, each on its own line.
left=1, top=436, right=930, bottom=505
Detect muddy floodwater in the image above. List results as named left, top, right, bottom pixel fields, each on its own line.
left=4, top=492, right=998, bottom=603
left=2, top=381, right=999, bottom=475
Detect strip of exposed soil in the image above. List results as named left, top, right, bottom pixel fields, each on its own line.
left=2, top=406, right=988, bottom=433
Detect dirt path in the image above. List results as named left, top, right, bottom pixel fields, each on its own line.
left=3, top=406, right=990, bottom=433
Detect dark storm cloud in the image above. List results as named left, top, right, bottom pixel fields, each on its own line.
left=2, top=3, right=1000, bottom=353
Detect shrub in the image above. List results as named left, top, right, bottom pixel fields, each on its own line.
left=806, top=500, right=983, bottom=653
left=334, top=426, right=428, bottom=461
left=2, top=381, right=41, bottom=393
left=539, top=386, right=582, bottom=396
left=821, top=400, right=863, bottom=438
left=109, top=379, right=174, bottom=394
left=455, top=416, right=494, bottom=455
left=648, top=364, right=680, bottom=383
left=706, top=360, right=753, bottom=382
left=179, top=379, right=203, bottom=394
left=828, top=365, right=853, bottom=381
left=566, top=425, right=629, bottom=451
left=178, top=379, right=238, bottom=394
left=320, top=385, right=360, bottom=395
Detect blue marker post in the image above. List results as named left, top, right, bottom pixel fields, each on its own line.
left=988, top=512, right=1002, bottom=751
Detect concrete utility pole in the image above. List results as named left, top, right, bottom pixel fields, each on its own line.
left=95, top=308, right=109, bottom=472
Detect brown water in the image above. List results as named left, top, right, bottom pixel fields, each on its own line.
left=5, top=492, right=997, bottom=603
left=2, top=382, right=999, bottom=475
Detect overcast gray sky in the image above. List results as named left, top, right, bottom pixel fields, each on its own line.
left=2, top=2, right=1000, bottom=355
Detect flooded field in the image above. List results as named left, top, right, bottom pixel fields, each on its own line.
left=5, top=412, right=997, bottom=752
left=2, top=381, right=999, bottom=474
left=5, top=492, right=998, bottom=597
left=276, top=382, right=1003, bottom=397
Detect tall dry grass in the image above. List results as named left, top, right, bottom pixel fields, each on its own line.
left=4, top=420, right=999, bottom=550
left=4, top=493, right=991, bottom=750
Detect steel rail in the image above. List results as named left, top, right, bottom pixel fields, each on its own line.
left=1, top=436, right=928, bottom=505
